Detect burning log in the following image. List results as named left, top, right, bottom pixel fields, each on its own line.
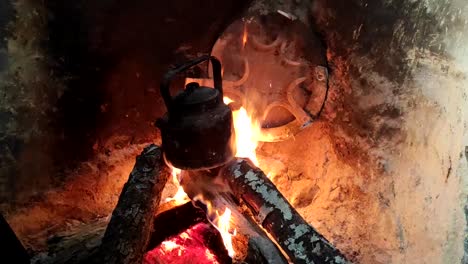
left=145, top=222, right=229, bottom=264
left=96, top=144, right=171, bottom=264
left=147, top=200, right=282, bottom=264
left=221, top=158, right=350, bottom=264
left=148, top=201, right=209, bottom=250
left=145, top=201, right=231, bottom=264
left=148, top=201, right=232, bottom=264
left=0, top=213, right=30, bottom=263
left=236, top=213, right=290, bottom=264
left=180, top=170, right=290, bottom=264
left=30, top=218, right=108, bottom=264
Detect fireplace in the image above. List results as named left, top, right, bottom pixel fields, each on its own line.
left=1, top=1, right=468, bottom=264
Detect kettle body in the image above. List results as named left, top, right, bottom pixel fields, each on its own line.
left=156, top=56, right=236, bottom=170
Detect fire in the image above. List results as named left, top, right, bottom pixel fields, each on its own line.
left=242, top=23, right=248, bottom=49
left=172, top=167, right=181, bottom=177
left=216, top=208, right=236, bottom=257
left=165, top=169, right=238, bottom=258
left=160, top=96, right=260, bottom=260
left=194, top=195, right=237, bottom=258
left=223, top=97, right=260, bottom=166
left=165, top=167, right=190, bottom=205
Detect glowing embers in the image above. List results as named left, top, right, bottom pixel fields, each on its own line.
left=144, top=223, right=221, bottom=264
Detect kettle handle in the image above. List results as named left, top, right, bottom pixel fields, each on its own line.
left=160, top=55, right=223, bottom=111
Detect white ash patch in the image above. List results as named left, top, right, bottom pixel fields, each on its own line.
left=334, top=255, right=348, bottom=264
left=311, top=234, right=320, bottom=243
left=289, top=223, right=311, bottom=239
left=312, top=243, right=322, bottom=255
left=285, top=238, right=312, bottom=263
left=233, top=166, right=243, bottom=178
left=244, top=170, right=293, bottom=220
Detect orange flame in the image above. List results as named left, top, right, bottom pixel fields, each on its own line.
left=161, top=95, right=261, bottom=259
left=165, top=167, right=190, bottom=205
left=213, top=207, right=236, bottom=257
left=195, top=196, right=237, bottom=258
left=224, top=97, right=260, bottom=166
left=242, top=23, right=248, bottom=49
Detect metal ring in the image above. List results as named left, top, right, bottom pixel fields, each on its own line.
left=250, top=34, right=282, bottom=51
left=280, top=41, right=303, bottom=66
left=232, top=57, right=250, bottom=87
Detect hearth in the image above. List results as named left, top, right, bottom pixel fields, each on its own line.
left=93, top=46, right=347, bottom=262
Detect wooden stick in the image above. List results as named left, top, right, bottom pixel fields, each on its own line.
left=30, top=218, right=108, bottom=264
left=0, top=213, right=30, bottom=263
left=221, top=158, right=350, bottom=264
left=96, top=144, right=171, bottom=264
left=234, top=201, right=289, bottom=264
left=180, top=169, right=289, bottom=264
left=31, top=186, right=278, bottom=264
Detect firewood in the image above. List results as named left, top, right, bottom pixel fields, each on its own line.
left=180, top=169, right=289, bottom=264
left=234, top=201, right=289, bottom=264
left=31, top=202, right=276, bottom=264
left=0, top=213, right=30, bottom=263
left=221, top=158, right=350, bottom=264
left=240, top=235, right=289, bottom=264
left=147, top=200, right=277, bottom=264
left=30, top=218, right=108, bottom=264
left=96, top=144, right=171, bottom=264
left=147, top=201, right=231, bottom=262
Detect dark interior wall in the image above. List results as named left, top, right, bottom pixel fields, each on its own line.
left=0, top=1, right=14, bottom=40
left=47, top=0, right=251, bottom=163
left=313, top=0, right=451, bottom=75
left=0, top=0, right=251, bottom=206
left=0, top=0, right=54, bottom=204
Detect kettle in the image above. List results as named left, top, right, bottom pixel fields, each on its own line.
left=156, top=55, right=236, bottom=170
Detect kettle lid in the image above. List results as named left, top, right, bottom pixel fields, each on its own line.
left=172, top=82, right=220, bottom=108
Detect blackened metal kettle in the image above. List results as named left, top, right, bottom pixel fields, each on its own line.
left=156, top=55, right=236, bottom=170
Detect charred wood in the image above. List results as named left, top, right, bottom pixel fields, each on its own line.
left=33, top=203, right=216, bottom=264
left=222, top=158, right=350, bottom=264
left=239, top=234, right=288, bottom=264
left=0, top=213, right=30, bottom=263
left=148, top=201, right=207, bottom=250
left=147, top=201, right=232, bottom=264
left=30, top=201, right=276, bottom=264
left=181, top=169, right=289, bottom=264
left=234, top=201, right=289, bottom=264
left=30, top=218, right=108, bottom=264
left=96, top=144, right=170, bottom=264
left=147, top=200, right=277, bottom=264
